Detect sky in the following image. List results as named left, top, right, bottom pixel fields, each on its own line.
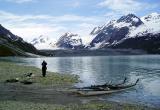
left=0, top=0, right=159, bottom=43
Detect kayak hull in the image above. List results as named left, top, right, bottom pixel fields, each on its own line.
left=76, top=87, right=133, bottom=96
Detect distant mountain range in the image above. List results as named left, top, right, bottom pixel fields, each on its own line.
left=30, top=12, right=160, bottom=53
left=0, top=12, right=160, bottom=56
left=31, top=32, right=84, bottom=50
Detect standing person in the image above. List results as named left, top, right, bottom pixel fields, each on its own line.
left=41, top=60, right=47, bottom=77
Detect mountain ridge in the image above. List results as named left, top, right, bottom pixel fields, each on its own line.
left=31, top=32, right=84, bottom=50
left=0, top=24, right=38, bottom=56
left=89, top=12, right=160, bottom=53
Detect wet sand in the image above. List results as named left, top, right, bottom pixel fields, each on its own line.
left=0, top=83, right=99, bottom=105
left=0, top=83, right=158, bottom=110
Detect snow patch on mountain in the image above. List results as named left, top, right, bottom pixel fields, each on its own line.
left=90, top=20, right=116, bottom=36
left=132, top=17, right=139, bottom=22
left=31, top=35, right=56, bottom=50
left=142, top=12, right=160, bottom=22
left=142, top=12, right=160, bottom=33
left=113, top=22, right=131, bottom=28
left=128, top=12, right=160, bottom=37
left=56, top=32, right=83, bottom=49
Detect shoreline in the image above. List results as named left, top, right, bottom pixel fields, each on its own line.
left=0, top=61, right=158, bottom=110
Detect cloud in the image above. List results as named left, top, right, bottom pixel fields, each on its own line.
left=0, top=10, right=102, bottom=24
left=65, top=1, right=81, bottom=8
left=10, top=24, right=66, bottom=42
left=0, top=10, right=104, bottom=43
left=4, top=0, right=37, bottom=3
left=104, top=11, right=122, bottom=19
left=98, top=0, right=158, bottom=14
left=70, top=1, right=80, bottom=8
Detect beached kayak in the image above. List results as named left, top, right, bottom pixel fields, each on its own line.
left=74, top=79, right=139, bottom=96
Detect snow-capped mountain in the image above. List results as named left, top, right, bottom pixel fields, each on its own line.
left=31, top=35, right=56, bottom=50
left=128, top=12, right=160, bottom=37
left=28, top=12, right=160, bottom=53
left=89, top=13, right=160, bottom=52
left=31, top=33, right=84, bottom=50
left=89, top=14, right=143, bottom=48
left=56, top=32, right=84, bottom=49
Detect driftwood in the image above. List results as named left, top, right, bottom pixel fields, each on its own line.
left=5, top=72, right=34, bottom=85
left=20, top=80, right=33, bottom=85
left=5, top=78, right=19, bottom=83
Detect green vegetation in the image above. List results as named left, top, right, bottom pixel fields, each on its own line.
left=0, top=62, right=79, bottom=85
left=0, top=45, right=15, bottom=56
left=0, top=101, right=156, bottom=110
left=0, top=35, right=38, bottom=57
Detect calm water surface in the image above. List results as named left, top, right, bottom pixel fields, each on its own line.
left=0, top=55, right=160, bottom=107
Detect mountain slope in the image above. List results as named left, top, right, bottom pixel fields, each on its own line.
left=111, top=33, right=160, bottom=53
left=31, top=35, right=56, bottom=50
left=89, top=13, right=160, bottom=53
left=56, top=32, right=84, bottom=49
left=90, top=14, right=143, bottom=48
left=0, top=24, right=38, bottom=56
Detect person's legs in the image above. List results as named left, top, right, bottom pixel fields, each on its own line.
left=44, top=69, right=46, bottom=77
left=42, top=68, right=46, bottom=77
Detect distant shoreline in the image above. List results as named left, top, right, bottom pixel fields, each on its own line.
left=38, top=48, right=148, bottom=57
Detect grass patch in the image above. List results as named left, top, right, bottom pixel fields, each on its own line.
left=0, top=101, right=156, bottom=110
left=0, top=61, right=79, bottom=85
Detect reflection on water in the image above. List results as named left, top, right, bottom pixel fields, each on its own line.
left=0, top=55, right=160, bottom=107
